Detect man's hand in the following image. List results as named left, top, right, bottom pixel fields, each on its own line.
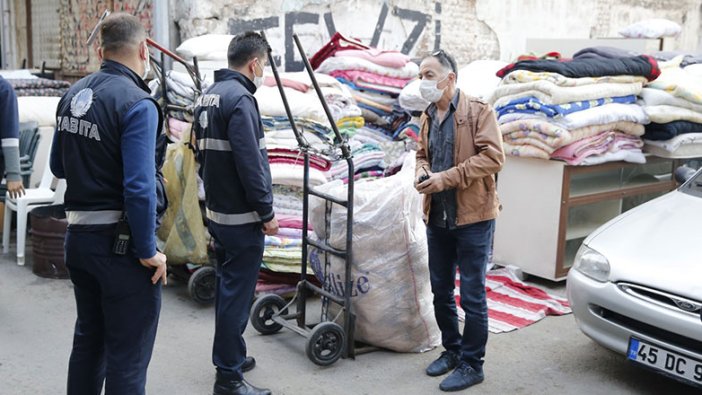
left=140, top=251, right=168, bottom=285
left=262, top=217, right=279, bottom=236
left=6, top=180, right=25, bottom=199
left=415, top=169, right=433, bottom=190
left=416, top=173, right=446, bottom=195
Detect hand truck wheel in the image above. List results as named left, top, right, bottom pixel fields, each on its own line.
left=306, top=322, right=345, bottom=366
left=187, top=266, right=216, bottom=305
left=250, top=294, right=288, bottom=335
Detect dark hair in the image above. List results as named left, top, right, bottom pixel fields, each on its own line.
left=227, top=32, right=270, bottom=68
left=429, top=49, right=458, bottom=79
left=100, top=12, right=146, bottom=55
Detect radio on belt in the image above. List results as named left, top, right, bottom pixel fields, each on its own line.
left=112, top=215, right=131, bottom=255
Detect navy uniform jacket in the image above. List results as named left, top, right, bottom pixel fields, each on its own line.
left=194, top=69, right=274, bottom=226
left=0, top=76, right=21, bottom=181
left=50, top=60, right=164, bottom=258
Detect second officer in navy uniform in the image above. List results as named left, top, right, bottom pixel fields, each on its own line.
left=50, top=13, right=167, bottom=395
left=194, top=32, right=278, bottom=395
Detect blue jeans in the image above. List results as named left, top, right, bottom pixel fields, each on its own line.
left=208, top=221, right=264, bottom=381
left=426, top=219, right=494, bottom=372
left=65, top=225, right=162, bottom=395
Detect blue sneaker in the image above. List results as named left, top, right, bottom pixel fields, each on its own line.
left=439, top=362, right=484, bottom=392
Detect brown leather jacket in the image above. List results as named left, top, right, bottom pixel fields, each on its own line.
left=416, top=90, right=505, bottom=226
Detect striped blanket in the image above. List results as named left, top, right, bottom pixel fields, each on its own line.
left=456, top=267, right=571, bottom=333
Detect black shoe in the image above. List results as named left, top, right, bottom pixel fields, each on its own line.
left=439, top=362, right=484, bottom=392
left=213, top=377, right=271, bottom=395
left=242, top=357, right=256, bottom=373
left=425, top=350, right=460, bottom=377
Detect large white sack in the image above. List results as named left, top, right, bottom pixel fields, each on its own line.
left=399, top=79, right=429, bottom=112
left=309, top=154, right=440, bottom=353
left=457, top=60, right=507, bottom=100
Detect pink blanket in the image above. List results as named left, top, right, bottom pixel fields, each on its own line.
left=551, top=131, right=643, bottom=165
left=334, top=49, right=410, bottom=69
left=328, top=70, right=411, bottom=88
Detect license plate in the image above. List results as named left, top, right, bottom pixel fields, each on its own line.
left=628, top=337, right=702, bottom=387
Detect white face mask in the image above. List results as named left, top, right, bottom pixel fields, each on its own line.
left=253, top=60, right=265, bottom=89
left=419, top=74, right=448, bottom=103
left=142, top=43, right=151, bottom=80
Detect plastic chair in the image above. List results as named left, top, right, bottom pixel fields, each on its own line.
left=2, top=146, right=66, bottom=265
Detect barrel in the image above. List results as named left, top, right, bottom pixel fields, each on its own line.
left=29, top=205, right=68, bottom=279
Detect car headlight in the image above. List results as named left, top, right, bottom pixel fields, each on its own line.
left=573, top=244, right=610, bottom=282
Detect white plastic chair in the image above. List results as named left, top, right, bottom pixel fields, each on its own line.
left=2, top=151, right=66, bottom=265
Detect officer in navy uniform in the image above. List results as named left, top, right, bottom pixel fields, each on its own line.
left=0, top=76, right=26, bottom=199
left=194, top=32, right=278, bottom=395
left=49, top=13, right=167, bottom=395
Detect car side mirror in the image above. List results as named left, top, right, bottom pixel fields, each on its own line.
left=674, top=166, right=697, bottom=184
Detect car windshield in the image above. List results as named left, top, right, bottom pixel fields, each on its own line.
left=680, top=168, right=702, bottom=198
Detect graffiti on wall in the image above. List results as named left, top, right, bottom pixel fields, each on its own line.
left=228, top=2, right=442, bottom=72
left=60, top=0, right=153, bottom=73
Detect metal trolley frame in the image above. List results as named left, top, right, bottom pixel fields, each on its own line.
left=249, top=34, right=367, bottom=366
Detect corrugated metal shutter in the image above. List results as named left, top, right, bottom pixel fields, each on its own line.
left=30, top=0, right=61, bottom=69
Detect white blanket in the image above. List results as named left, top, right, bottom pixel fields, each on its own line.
left=579, top=149, right=646, bottom=165
left=639, top=88, right=702, bottom=113
left=499, top=103, right=649, bottom=130
left=646, top=57, right=702, bottom=105
left=271, top=163, right=328, bottom=187
left=644, top=133, right=702, bottom=152
left=316, top=56, right=419, bottom=79
left=644, top=105, right=702, bottom=124
left=491, top=81, right=643, bottom=106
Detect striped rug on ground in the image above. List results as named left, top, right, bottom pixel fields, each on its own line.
left=455, top=267, right=571, bottom=333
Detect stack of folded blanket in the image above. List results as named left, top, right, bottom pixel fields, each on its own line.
left=312, top=33, right=414, bottom=142
left=639, top=56, right=702, bottom=158
left=491, top=54, right=660, bottom=165
left=149, top=69, right=207, bottom=127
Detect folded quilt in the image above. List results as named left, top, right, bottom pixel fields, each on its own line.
left=644, top=133, right=702, bottom=152
left=265, top=236, right=302, bottom=248
left=317, top=56, right=419, bottom=80
left=496, top=95, right=636, bottom=118
left=639, top=88, right=702, bottom=112
left=573, top=46, right=641, bottom=61
left=503, top=142, right=551, bottom=159
left=501, top=70, right=647, bottom=87
left=551, top=131, right=644, bottom=165
left=644, top=105, right=702, bottom=124
left=329, top=70, right=411, bottom=89
left=502, top=120, right=645, bottom=153
left=646, top=57, right=702, bottom=105
left=578, top=149, right=646, bottom=165
left=268, top=148, right=332, bottom=171
left=271, top=163, right=328, bottom=187
left=643, top=121, right=702, bottom=140
left=496, top=55, right=661, bottom=81
left=492, top=81, right=643, bottom=106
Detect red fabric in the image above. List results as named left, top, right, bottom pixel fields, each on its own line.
left=310, top=32, right=369, bottom=70
left=267, top=148, right=332, bottom=171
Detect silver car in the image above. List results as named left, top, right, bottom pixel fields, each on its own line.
left=567, top=167, right=702, bottom=388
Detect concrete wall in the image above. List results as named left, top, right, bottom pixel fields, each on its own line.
left=170, top=0, right=702, bottom=71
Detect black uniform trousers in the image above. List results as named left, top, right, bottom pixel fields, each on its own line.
left=65, top=225, right=161, bottom=395
left=208, top=221, right=265, bottom=381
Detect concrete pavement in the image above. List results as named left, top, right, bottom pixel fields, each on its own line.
left=0, top=252, right=697, bottom=395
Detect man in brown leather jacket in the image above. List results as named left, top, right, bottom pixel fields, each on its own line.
left=415, top=49, right=505, bottom=392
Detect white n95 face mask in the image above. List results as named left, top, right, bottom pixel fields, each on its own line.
left=142, top=44, right=151, bottom=80
left=419, top=75, right=448, bottom=103
left=253, top=60, right=265, bottom=89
